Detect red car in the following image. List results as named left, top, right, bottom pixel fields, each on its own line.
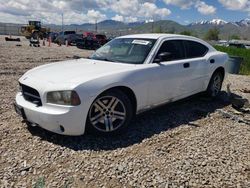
left=83, top=32, right=95, bottom=38
left=82, top=32, right=107, bottom=45
left=95, top=34, right=107, bottom=45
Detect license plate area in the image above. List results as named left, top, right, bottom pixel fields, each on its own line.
left=14, top=103, right=27, bottom=120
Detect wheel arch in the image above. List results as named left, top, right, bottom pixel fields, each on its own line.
left=94, top=85, right=137, bottom=116
left=205, top=66, right=225, bottom=92
left=213, top=66, right=225, bottom=81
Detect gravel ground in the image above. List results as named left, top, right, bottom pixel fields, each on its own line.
left=0, top=36, right=250, bottom=188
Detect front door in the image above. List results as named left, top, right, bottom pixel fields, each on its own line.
left=146, top=40, right=191, bottom=106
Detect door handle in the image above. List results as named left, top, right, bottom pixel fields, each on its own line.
left=183, top=63, right=190, bottom=68
left=210, top=59, right=215, bottom=64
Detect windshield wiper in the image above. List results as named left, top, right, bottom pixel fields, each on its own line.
left=92, top=57, right=116, bottom=62
left=102, top=58, right=115, bottom=62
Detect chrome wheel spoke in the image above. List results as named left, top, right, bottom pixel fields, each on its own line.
left=107, top=97, right=116, bottom=108
left=113, top=110, right=125, bottom=120
left=90, top=113, right=103, bottom=125
left=104, top=118, right=109, bottom=131
left=95, top=100, right=106, bottom=111
left=211, top=75, right=221, bottom=96
left=103, top=117, right=114, bottom=131
left=111, top=98, right=119, bottom=110
left=108, top=117, right=114, bottom=131
left=214, top=84, right=219, bottom=91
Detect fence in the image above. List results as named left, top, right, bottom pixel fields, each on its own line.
left=0, top=23, right=21, bottom=36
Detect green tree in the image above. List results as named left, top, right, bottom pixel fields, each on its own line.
left=154, top=26, right=163, bottom=33
left=230, top=34, right=241, bottom=40
left=205, top=28, right=220, bottom=41
left=179, top=30, right=192, bottom=36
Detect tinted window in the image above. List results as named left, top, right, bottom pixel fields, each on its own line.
left=96, top=35, right=106, bottom=39
left=184, top=40, right=208, bottom=58
left=64, top=31, right=76, bottom=35
left=157, top=40, right=185, bottom=61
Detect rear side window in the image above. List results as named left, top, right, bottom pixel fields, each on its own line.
left=157, top=40, right=185, bottom=61
left=184, top=40, right=208, bottom=58
left=96, top=35, right=106, bottom=39
left=64, top=31, right=76, bottom=35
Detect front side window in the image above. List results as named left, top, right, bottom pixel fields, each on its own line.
left=156, top=40, right=185, bottom=61
left=184, top=40, right=208, bottom=58
left=90, top=38, right=156, bottom=64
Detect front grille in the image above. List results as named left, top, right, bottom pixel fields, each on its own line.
left=20, top=84, right=42, bottom=106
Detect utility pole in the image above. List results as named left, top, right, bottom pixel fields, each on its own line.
left=61, top=13, right=64, bottom=32
left=95, top=19, right=97, bottom=33
left=151, top=16, right=155, bottom=33
left=151, top=21, right=154, bottom=33
left=4, top=23, right=7, bottom=35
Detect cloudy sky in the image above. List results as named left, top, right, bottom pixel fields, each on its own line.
left=0, top=0, right=249, bottom=25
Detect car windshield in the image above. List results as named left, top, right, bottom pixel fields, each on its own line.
left=90, top=38, right=156, bottom=64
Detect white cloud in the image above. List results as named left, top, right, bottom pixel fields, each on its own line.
left=195, top=1, right=216, bottom=15
left=111, top=14, right=124, bottom=22
left=163, top=0, right=197, bottom=9
left=110, top=1, right=171, bottom=21
left=86, top=10, right=107, bottom=23
left=138, top=2, right=171, bottom=18
left=125, top=16, right=138, bottom=22
left=0, top=0, right=171, bottom=24
left=111, top=0, right=139, bottom=16
left=0, top=0, right=108, bottom=24
left=163, top=0, right=216, bottom=15
left=218, top=0, right=250, bottom=14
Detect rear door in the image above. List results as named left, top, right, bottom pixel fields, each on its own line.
left=183, top=40, right=210, bottom=92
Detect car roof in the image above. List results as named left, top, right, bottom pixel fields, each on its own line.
left=117, top=33, right=197, bottom=40
left=117, top=33, right=216, bottom=52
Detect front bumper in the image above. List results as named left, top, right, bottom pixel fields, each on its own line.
left=15, top=92, right=88, bottom=136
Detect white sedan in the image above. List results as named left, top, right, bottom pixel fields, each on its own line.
left=14, top=34, right=228, bottom=135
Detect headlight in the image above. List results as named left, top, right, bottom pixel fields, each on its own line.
left=47, top=90, right=81, bottom=106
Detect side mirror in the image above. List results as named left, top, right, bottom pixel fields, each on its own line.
left=154, top=52, right=172, bottom=63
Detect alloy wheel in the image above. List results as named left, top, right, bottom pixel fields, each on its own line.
left=211, top=74, right=222, bottom=97
left=89, top=96, right=127, bottom=132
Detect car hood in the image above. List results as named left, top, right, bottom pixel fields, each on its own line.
left=19, top=58, right=136, bottom=86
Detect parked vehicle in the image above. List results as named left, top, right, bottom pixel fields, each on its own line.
left=14, top=34, right=228, bottom=136
left=81, top=32, right=107, bottom=46
left=228, top=43, right=246, bottom=49
left=66, top=34, right=83, bottom=45
left=20, top=21, right=50, bottom=39
left=76, top=37, right=100, bottom=50
left=47, top=32, right=58, bottom=43
left=107, top=36, right=115, bottom=42
left=95, top=34, right=107, bottom=45
left=54, top=31, right=76, bottom=45
left=83, top=32, right=95, bottom=38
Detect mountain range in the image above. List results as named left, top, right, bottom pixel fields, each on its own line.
left=0, top=18, right=250, bottom=40
left=190, top=18, right=250, bottom=27
left=187, top=18, right=250, bottom=39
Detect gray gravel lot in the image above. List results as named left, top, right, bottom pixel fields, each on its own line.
left=0, top=36, right=250, bottom=188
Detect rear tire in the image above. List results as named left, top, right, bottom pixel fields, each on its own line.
left=206, top=71, right=223, bottom=98
left=86, top=90, right=133, bottom=135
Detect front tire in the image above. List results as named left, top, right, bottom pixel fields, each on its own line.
left=206, top=71, right=223, bottom=98
left=87, top=90, right=133, bottom=135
